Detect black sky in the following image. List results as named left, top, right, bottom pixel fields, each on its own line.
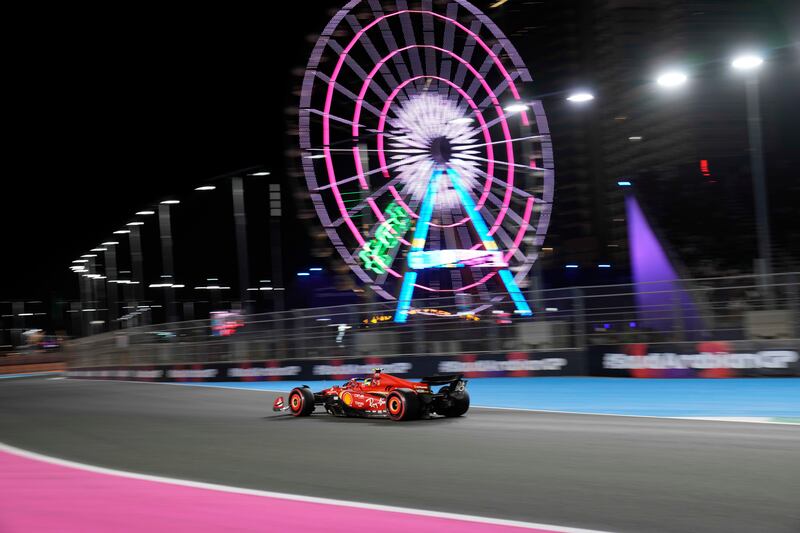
left=2, top=3, right=346, bottom=301
left=2, top=1, right=798, bottom=305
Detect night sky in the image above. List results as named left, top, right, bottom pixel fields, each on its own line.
left=3, top=3, right=346, bottom=302
left=3, top=1, right=799, bottom=307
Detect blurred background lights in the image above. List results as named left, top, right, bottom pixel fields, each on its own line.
left=503, top=103, right=529, bottom=113
left=566, top=92, right=594, bottom=102
left=731, top=54, right=764, bottom=70
left=656, top=70, right=688, bottom=87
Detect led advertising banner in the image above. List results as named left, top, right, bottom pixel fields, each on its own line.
left=588, top=342, right=800, bottom=377
left=67, top=350, right=586, bottom=382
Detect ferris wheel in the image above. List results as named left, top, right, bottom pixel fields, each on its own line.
left=299, top=0, right=554, bottom=323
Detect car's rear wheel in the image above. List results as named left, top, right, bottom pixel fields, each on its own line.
left=385, top=390, right=420, bottom=421
left=288, top=387, right=315, bottom=417
left=438, top=386, right=470, bottom=417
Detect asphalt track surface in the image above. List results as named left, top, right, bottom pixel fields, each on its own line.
left=1, top=378, right=799, bottom=533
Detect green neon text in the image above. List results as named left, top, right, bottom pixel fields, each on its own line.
left=358, top=203, right=411, bottom=275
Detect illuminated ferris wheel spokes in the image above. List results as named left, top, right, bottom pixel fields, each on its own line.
left=393, top=167, right=532, bottom=323
left=299, top=0, right=555, bottom=318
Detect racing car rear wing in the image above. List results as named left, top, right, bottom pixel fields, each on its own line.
left=420, top=373, right=464, bottom=385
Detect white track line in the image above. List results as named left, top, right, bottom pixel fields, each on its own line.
left=471, top=405, right=800, bottom=425
left=0, top=442, right=608, bottom=533
left=54, top=378, right=800, bottom=426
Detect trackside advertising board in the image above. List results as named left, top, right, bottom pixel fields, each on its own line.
left=588, top=342, right=800, bottom=378
left=67, top=350, right=586, bottom=382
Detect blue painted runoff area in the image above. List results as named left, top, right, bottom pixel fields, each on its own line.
left=0, top=372, right=60, bottom=380
left=179, top=377, right=800, bottom=418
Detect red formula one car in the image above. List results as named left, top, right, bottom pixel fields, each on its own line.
left=273, top=369, right=469, bottom=421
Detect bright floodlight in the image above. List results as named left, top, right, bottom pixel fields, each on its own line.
left=160, top=200, right=180, bottom=205
left=91, top=248, right=107, bottom=252
left=126, top=221, right=144, bottom=226
left=136, top=211, right=155, bottom=216
left=503, top=103, right=529, bottom=113
left=195, top=186, right=216, bottom=191
left=566, top=92, right=594, bottom=103
left=101, top=241, right=119, bottom=246
left=732, top=54, right=764, bottom=70
left=249, top=171, right=271, bottom=176
left=81, top=254, right=97, bottom=258
left=450, top=117, right=475, bottom=125
left=657, top=71, right=688, bottom=87
left=113, top=230, right=131, bottom=234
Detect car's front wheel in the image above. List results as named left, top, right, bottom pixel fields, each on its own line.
left=288, top=387, right=315, bottom=417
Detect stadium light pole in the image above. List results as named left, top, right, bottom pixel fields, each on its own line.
left=71, top=263, right=89, bottom=336
left=115, top=228, right=144, bottom=327
left=159, top=201, right=180, bottom=323
left=732, top=53, right=772, bottom=300
left=230, top=170, right=274, bottom=315
left=98, top=244, right=118, bottom=329
left=231, top=176, right=251, bottom=315
left=89, top=255, right=106, bottom=334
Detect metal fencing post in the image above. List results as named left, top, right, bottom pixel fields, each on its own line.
left=572, top=287, right=586, bottom=350
left=788, top=274, right=800, bottom=339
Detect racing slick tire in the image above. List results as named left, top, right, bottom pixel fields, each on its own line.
left=438, top=386, right=470, bottom=417
left=288, top=387, right=315, bottom=417
left=385, top=389, right=421, bottom=421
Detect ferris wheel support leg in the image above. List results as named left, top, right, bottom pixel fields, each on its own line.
left=395, top=272, right=418, bottom=324
left=395, top=170, right=441, bottom=324
left=447, top=169, right=533, bottom=317
left=499, top=269, right=533, bottom=316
